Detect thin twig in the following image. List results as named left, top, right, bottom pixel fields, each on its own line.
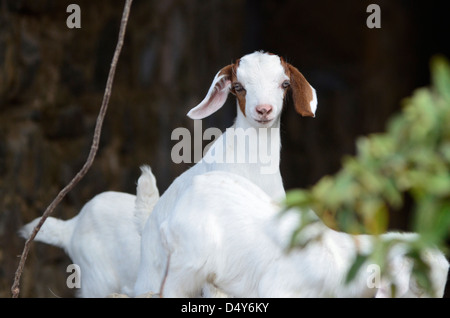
left=11, top=0, right=134, bottom=298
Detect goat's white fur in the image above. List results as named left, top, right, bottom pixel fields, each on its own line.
left=158, top=171, right=449, bottom=298
left=19, top=165, right=159, bottom=298
left=134, top=51, right=317, bottom=296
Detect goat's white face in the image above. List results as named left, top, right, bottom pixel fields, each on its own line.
left=234, top=53, right=290, bottom=127
left=187, top=51, right=317, bottom=126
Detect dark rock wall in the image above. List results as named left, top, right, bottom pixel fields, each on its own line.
left=0, top=0, right=448, bottom=297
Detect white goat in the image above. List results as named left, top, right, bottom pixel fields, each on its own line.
left=133, top=51, right=317, bottom=296
left=19, top=165, right=159, bottom=298
left=158, top=171, right=449, bottom=298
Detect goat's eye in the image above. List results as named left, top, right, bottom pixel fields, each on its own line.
left=233, top=83, right=245, bottom=93
left=282, top=80, right=290, bottom=89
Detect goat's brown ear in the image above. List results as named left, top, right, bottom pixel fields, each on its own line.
left=286, top=64, right=317, bottom=117
left=187, top=64, right=233, bottom=119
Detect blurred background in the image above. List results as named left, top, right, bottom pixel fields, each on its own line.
left=0, top=0, right=449, bottom=297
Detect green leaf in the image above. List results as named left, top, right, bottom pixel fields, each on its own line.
left=283, top=189, right=311, bottom=208
left=431, top=55, right=450, bottom=101
left=407, top=247, right=434, bottom=296
left=345, top=253, right=368, bottom=284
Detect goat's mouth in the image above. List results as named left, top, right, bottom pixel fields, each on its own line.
left=254, top=118, right=274, bottom=125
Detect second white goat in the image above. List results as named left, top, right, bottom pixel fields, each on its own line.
left=20, top=165, right=159, bottom=297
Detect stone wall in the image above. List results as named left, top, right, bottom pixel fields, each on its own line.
left=0, top=0, right=448, bottom=297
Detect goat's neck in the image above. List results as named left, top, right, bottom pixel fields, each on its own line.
left=200, top=106, right=284, bottom=199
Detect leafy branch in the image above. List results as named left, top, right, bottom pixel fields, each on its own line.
left=285, top=55, right=450, bottom=292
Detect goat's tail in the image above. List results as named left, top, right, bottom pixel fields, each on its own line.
left=19, top=216, right=76, bottom=250
left=134, top=165, right=160, bottom=230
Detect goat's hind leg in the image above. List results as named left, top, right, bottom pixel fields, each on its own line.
left=160, top=267, right=204, bottom=298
